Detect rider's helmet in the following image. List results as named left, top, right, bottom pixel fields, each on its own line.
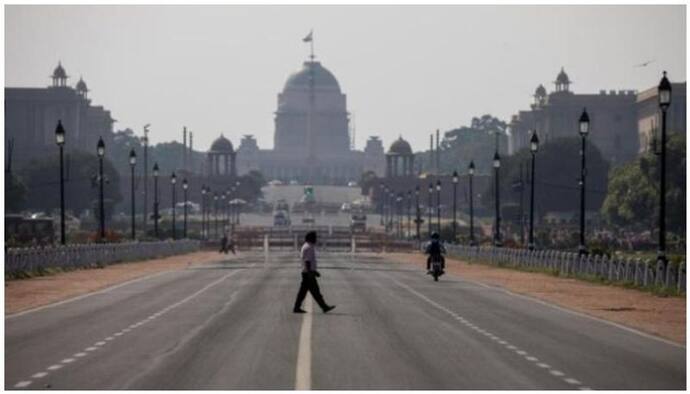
left=431, top=232, right=440, bottom=240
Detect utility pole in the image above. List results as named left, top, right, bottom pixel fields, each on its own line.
left=143, top=124, right=149, bottom=237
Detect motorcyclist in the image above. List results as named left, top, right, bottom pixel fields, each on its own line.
left=425, top=232, right=446, bottom=275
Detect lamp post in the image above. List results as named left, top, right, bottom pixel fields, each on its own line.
left=427, top=182, right=433, bottom=235
left=415, top=185, right=421, bottom=240
left=182, top=178, right=188, bottom=238
left=129, top=149, right=137, bottom=240
left=235, top=180, right=242, bottom=225
left=55, top=120, right=66, bottom=245
left=153, top=163, right=159, bottom=238
left=528, top=131, right=539, bottom=251
left=578, top=109, right=590, bottom=255
left=657, top=71, right=672, bottom=267
left=436, top=180, right=442, bottom=237
left=383, top=185, right=389, bottom=232
left=389, top=190, right=395, bottom=233
left=171, top=172, right=177, bottom=240
left=221, top=192, right=226, bottom=233
left=397, top=194, right=403, bottom=238
left=468, top=161, right=476, bottom=246
left=379, top=183, right=385, bottom=226
left=97, top=137, right=106, bottom=241
left=493, top=151, right=502, bottom=247
left=142, top=124, right=149, bottom=236
left=213, top=193, right=219, bottom=238
left=452, top=171, right=458, bottom=243
left=201, top=185, right=207, bottom=240
left=407, top=190, right=412, bottom=239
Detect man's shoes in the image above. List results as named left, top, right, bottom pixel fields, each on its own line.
left=293, top=308, right=307, bottom=314
left=323, top=305, right=336, bottom=313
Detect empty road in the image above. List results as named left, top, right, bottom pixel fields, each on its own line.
left=6, top=253, right=686, bottom=389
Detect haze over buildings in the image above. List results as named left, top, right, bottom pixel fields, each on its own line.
left=5, top=5, right=686, bottom=154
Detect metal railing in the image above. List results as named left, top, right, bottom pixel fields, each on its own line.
left=6, top=240, right=200, bottom=275
left=445, top=245, right=686, bottom=292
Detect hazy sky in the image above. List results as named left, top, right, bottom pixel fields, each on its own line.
left=5, top=5, right=686, bottom=152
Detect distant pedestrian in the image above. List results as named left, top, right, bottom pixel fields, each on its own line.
left=220, top=233, right=229, bottom=254
left=293, top=231, right=335, bottom=314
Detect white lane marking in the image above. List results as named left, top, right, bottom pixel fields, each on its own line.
left=6, top=270, right=178, bottom=319
left=61, top=358, right=75, bottom=363
left=12, top=268, right=245, bottom=389
left=526, top=356, right=539, bottom=362
left=295, top=297, right=313, bottom=390
left=457, top=277, right=685, bottom=349
left=105, top=337, right=114, bottom=341
left=14, top=381, right=32, bottom=388
left=390, top=276, right=589, bottom=389
left=31, top=372, right=48, bottom=378
left=537, top=363, right=551, bottom=369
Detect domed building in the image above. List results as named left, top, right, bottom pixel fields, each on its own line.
left=386, top=136, right=415, bottom=177
left=207, top=134, right=237, bottom=177
left=235, top=52, right=386, bottom=184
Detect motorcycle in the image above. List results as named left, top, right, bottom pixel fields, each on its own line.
left=430, top=255, right=444, bottom=282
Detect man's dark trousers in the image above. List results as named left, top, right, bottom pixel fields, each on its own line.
left=294, top=272, right=328, bottom=311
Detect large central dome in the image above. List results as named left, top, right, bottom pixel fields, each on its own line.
left=283, top=61, right=341, bottom=93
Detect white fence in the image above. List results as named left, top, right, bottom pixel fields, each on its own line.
left=6, top=240, right=201, bottom=275
left=445, top=245, right=686, bottom=292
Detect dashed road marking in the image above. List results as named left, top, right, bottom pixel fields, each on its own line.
left=74, top=352, right=87, bottom=358
left=390, top=276, right=589, bottom=390
left=47, top=364, right=63, bottom=371
left=295, top=297, right=313, bottom=390
left=31, top=372, right=48, bottom=378
left=61, top=358, right=75, bottom=364
left=14, top=381, right=32, bottom=388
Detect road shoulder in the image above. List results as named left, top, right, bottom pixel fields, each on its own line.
left=5, top=251, right=233, bottom=316
left=381, top=252, right=685, bottom=345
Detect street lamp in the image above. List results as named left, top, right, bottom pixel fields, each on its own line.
left=383, top=185, right=389, bottom=232
left=55, top=120, right=66, bottom=245
left=528, top=131, right=539, bottom=251
left=153, top=163, right=159, bottom=238
left=427, top=182, right=433, bottom=236
left=436, top=180, right=442, bottom=238
left=396, top=194, right=403, bottom=238
left=415, top=185, right=421, bottom=240
left=657, top=71, right=672, bottom=267
left=171, top=172, right=177, bottom=240
left=201, top=185, right=207, bottom=240
left=578, top=109, right=590, bottom=255
left=452, top=170, right=458, bottom=243
left=97, top=137, right=106, bottom=241
left=389, top=190, right=395, bottom=233
left=129, top=149, right=137, bottom=240
left=407, top=190, right=412, bottom=239
left=493, top=151, right=502, bottom=247
left=468, top=161, right=476, bottom=246
left=182, top=178, right=188, bottom=238
left=142, top=124, right=149, bottom=237
left=379, top=183, right=385, bottom=226
left=214, top=193, right=219, bottom=238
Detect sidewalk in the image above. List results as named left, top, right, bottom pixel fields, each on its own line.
left=383, top=252, right=686, bottom=345
left=5, top=251, right=233, bottom=315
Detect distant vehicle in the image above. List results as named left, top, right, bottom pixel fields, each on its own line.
left=341, top=203, right=351, bottom=212
left=347, top=181, right=358, bottom=187
left=273, top=210, right=291, bottom=226
left=6, top=214, right=55, bottom=245
left=289, top=180, right=299, bottom=185
left=268, top=179, right=283, bottom=186
left=275, top=199, right=290, bottom=212
left=302, top=185, right=316, bottom=204
left=351, top=213, right=367, bottom=233
left=302, top=215, right=315, bottom=225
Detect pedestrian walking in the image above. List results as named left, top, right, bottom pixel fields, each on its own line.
left=293, top=231, right=335, bottom=314
left=219, top=232, right=229, bottom=254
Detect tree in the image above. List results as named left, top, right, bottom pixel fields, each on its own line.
left=359, top=170, right=379, bottom=196
left=18, top=151, right=122, bottom=219
left=481, top=136, right=610, bottom=216
left=602, top=132, right=685, bottom=235
left=5, top=173, right=27, bottom=213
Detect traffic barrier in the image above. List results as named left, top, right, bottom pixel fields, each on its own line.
left=445, top=245, right=685, bottom=292
left=6, top=240, right=200, bottom=276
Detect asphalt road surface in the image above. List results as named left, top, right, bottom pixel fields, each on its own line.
left=6, top=253, right=686, bottom=390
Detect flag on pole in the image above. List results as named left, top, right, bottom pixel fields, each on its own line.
left=303, top=30, right=313, bottom=42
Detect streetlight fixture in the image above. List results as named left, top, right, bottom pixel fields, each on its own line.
left=427, top=182, right=433, bottom=236
left=97, top=137, right=106, bottom=241
left=142, top=124, right=150, bottom=237
left=452, top=170, right=458, bottom=243
left=389, top=190, right=395, bottom=233
left=436, top=180, right=442, bottom=237
left=396, top=194, right=403, bottom=238
left=468, top=161, right=476, bottom=246
left=415, top=185, right=421, bottom=240
left=214, top=193, right=219, bottom=238
left=407, top=190, right=412, bottom=239
left=201, top=185, right=207, bottom=240
left=153, top=163, right=159, bottom=238
left=182, top=178, right=188, bottom=238
left=528, top=131, right=539, bottom=251
left=379, top=183, right=385, bottom=226
left=493, top=151, right=502, bottom=247
left=171, top=172, right=177, bottom=240
left=383, top=185, right=389, bottom=232
left=578, top=109, right=590, bottom=255
left=55, top=120, right=66, bottom=245
left=657, top=71, right=672, bottom=268
left=129, top=149, right=137, bottom=240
